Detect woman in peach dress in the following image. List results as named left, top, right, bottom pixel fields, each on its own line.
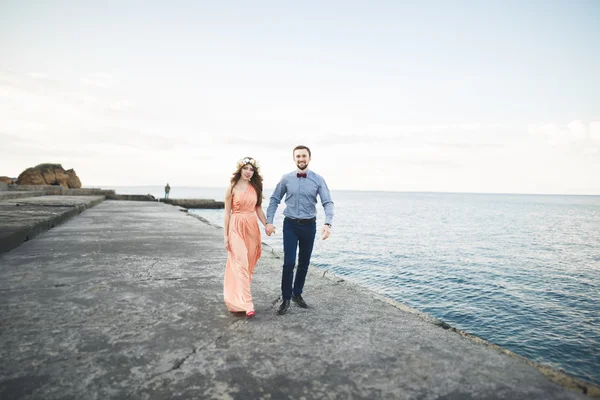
left=223, top=157, right=268, bottom=318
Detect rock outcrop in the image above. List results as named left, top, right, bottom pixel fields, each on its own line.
left=66, top=169, right=82, bottom=189
left=17, top=164, right=82, bottom=188
left=0, top=176, right=15, bottom=185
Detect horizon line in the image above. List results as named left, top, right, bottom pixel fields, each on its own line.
left=89, top=184, right=600, bottom=197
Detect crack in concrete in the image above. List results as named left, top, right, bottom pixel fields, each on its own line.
left=134, top=332, right=233, bottom=396
left=138, top=277, right=184, bottom=282
left=136, top=346, right=200, bottom=392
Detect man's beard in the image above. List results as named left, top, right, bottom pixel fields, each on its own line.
left=296, top=162, right=308, bottom=171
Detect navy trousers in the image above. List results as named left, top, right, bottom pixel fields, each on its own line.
left=281, top=218, right=316, bottom=300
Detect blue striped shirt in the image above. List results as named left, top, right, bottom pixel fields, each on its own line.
left=266, top=170, right=334, bottom=226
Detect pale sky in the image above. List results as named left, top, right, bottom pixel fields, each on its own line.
left=1, top=1, right=599, bottom=194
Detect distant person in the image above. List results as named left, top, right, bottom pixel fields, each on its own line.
left=164, top=183, right=171, bottom=199
left=266, top=145, right=334, bottom=315
left=223, top=157, right=268, bottom=318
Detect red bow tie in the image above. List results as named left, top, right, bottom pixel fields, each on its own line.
left=297, top=173, right=307, bottom=178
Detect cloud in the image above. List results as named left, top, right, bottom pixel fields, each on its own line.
left=1, top=120, right=47, bottom=132
left=425, top=140, right=504, bottom=150
left=80, top=73, right=115, bottom=88
left=0, top=71, right=195, bottom=154
left=1, top=70, right=73, bottom=93
left=28, top=72, right=48, bottom=79
left=529, top=122, right=560, bottom=137
left=397, top=159, right=465, bottom=168
left=567, top=120, right=587, bottom=139
left=590, top=121, right=600, bottom=141
left=2, top=67, right=598, bottom=193
left=218, top=135, right=294, bottom=149
left=109, top=100, right=132, bottom=111
left=315, top=133, right=383, bottom=145
left=529, top=120, right=595, bottom=147
left=210, top=123, right=506, bottom=149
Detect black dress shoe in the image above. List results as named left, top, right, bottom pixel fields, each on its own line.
left=292, top=295, right=308, bottom=308
left=277, top=299, right=291, bottom=315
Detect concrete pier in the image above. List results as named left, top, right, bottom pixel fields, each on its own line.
left=0, top=201, right=595, bottom=399
left=0, top=195, right=104, bottom=255
left=160, top=198, right=224, bottom=209
left=1, top=184, right=223, bottom=208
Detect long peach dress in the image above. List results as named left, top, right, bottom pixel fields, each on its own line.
left=224, top=184, right=262, bottom=313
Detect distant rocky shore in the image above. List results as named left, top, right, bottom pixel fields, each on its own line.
left=1, top=163, right=81, bottom=188
left=1, top=163, right=224, bottom=209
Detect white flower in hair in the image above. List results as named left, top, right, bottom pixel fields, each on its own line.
left=237, top=157, right=259, bottom=169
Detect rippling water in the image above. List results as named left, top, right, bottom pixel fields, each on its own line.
left=112, top=186, right=600, bottom=385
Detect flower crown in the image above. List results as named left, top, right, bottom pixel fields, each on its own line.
left=237, top=157, right=260, bottom=170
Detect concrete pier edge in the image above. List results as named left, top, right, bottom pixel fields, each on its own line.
left=354, top=282, right=599, bottom=397
left=319, top=269, right=600, bottom=397
left=0, top=196, right=105, bottom=255
left=187, top=209, right=599, bottom=397
left=161, top=198, right=225, bottom=209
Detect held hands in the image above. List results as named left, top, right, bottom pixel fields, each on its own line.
left=321, top=225, right=331, bottom=240
left=265, top=223, right=276, bottom=236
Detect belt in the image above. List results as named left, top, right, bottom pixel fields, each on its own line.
left=285, top=217, right=316, bottom=225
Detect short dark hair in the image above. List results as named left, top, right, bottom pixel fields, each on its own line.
left=293, top=145, right=311, bottom=157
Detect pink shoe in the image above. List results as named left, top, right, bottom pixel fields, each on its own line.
left=246, top=311, right=256, bottom=318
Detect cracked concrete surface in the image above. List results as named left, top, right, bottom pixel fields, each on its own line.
left=0, top=201, right=593, bottom=399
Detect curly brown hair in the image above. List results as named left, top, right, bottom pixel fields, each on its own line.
left=230, top=157, right=264, bottom=206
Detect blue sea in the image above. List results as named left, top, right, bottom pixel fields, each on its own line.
left=109, top=186, right=600, bottom=385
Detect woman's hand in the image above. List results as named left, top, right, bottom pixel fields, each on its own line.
left=224, top=235, right=230, bottom=251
